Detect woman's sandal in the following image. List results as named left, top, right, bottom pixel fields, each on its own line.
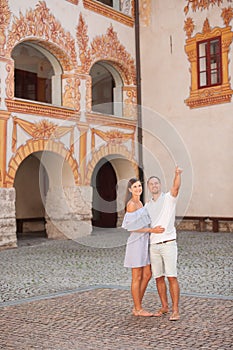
left=132, top=308, right=153, bottom=317
left=169, top=311, right=180, bottom=321
left=153, top=308, right=169, bottom=317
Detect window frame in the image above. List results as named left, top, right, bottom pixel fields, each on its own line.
left=197, top=36, right=222, bottom=89
left=185, top=25, right=233, bottom=108
left=83, top=0, right=134, bottom=27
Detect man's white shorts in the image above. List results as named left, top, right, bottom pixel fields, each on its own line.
left=150, top=240, right=177, bottom=278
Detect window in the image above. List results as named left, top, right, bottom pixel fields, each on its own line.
left=15, top=69, right=52, bottom=103
left=83, top=0, right=134, bottom=27
left=197, top=37, right=222, bottom=89
left=97, top=0, right=113, bottom=6
left=185, top=23, right=233, bottom=108
left=12, top=42, right=62, bottom=106
left=12, top=43, right=54, bottom=104
left=90, top=61, right=123, bottom=116
left=96, top=0, right=121, bottom=11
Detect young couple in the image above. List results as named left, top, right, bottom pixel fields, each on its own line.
left=122, top=166, right=182, bottom=321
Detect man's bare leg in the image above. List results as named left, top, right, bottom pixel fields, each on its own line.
left=168, top=276, right=180, bottom=320
left=154, top=276, right=169, bottom=316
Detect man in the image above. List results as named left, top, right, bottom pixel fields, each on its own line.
left=146, top=166, right=182, bottom=321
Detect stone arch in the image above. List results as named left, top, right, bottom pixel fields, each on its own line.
left=85, top=144, right=138, bottom=185
left=6, top=1, right=77, bottom=71
left=90, top=58, right=135, bottom=86
left=5, top=139, right=80, bottom=187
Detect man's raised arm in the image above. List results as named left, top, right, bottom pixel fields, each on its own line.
left=170, top=166, right=183, bottom=197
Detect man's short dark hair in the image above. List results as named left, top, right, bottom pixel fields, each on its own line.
left=147, top=176, right=161, bottom=184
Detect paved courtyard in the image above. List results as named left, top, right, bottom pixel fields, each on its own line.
left=0, top=230, right=232, bottom=349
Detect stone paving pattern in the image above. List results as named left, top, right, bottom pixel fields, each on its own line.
left=0, top=230, right=232, bottom=349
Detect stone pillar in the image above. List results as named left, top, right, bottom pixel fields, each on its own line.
left=45, top=185, right=92, bottom=240
left=0, top=111, right=10, bottom=187
left=0, top=188, right=17, bottom=250
left=78, top=123, right=88, bottom=184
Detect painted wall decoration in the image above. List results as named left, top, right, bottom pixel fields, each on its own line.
left=184, top=0, right=233, bottom=14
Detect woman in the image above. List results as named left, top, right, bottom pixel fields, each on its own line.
left=122, top=178, right=165, bottom=316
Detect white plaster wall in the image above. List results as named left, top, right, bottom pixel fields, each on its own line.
left=140, top=0, right=233, bottom=217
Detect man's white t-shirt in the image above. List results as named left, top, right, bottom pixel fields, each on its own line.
left=145, top=192, right=177, bottom=245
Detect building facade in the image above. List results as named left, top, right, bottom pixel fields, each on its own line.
left=140, top=0, right=233, bottom=232
left=0, top=0, right=139, bottom=249
left=0, top=0, right=232, bottom=249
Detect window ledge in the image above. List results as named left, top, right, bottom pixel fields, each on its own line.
left=185, top=84, right=233, bottom=108
left=6, top=99, right=79, bottom=121
left=86, top=111, right=137, bottom=127
left=83, top=0, right=134, bottom=27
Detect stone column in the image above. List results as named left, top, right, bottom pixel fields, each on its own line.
left=0, top=111, right=10, bottom=187
left=78, top=122, right=89, bottom=184
left=45, top=185, right=92, bottom=240
left=0, top=188, right=17, bottom=250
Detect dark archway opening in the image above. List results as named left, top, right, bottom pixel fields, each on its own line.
left=92, top=158, right=117, bottom=228
left=14, top=153, right=49, bottom=239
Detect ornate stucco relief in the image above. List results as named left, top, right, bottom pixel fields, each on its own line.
left=76, top=13, right=91, bottom=73
left=12, top=117, right=75, bottom=155
left=184, top=0, right=233, bottom=14
left=0, top=0, right=11, bottom=55
left=6, top=1, right=77, bottom=70
left=139, top=0, right=151, bottom=27
left=77, top=18, right=136, bottom=85
left=121, top=0, right=133, bottom=16
left=62, top=75, right=81, bottom=110
left=123, top=87, right=137, bottom=119
left=221, top=6, right=233, bottom=26
left=91, top=128, right=135, bottom=154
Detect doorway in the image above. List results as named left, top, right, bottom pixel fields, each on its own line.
left=92, top=159, right=117, bottom=228
left=14, top=153, right=49, bottom=238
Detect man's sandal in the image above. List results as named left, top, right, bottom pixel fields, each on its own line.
left=132, top=308, right=153, bottom=317
left=169, top=311, right=180, bottom=321
left=153, top=308, right=169, bottom=317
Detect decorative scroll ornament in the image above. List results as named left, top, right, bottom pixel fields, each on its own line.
left=76, top=13, right=91, bottom=73
left=0, top=0, right=11, bottom=55
left=12, top=117, right=75, bottom=154
left=139, top=0, right=151, bottom=27
left=121, top=0, right=132, bottom=16
left=221, top=6, right=233, bottom=26
left=77, top=21, right=136, bottom=85
left=5, top=62, right=14, bottom=99
left=6, top=1, right=77, bottom=70
left=123, top=88, right=137, bottom=118
left=203, top=18, right=211, bottom=34
left=184, top=0, right=233, bottom=15
left=184, top=17, right=195, bottom=39
left=63, top=77, right=81, bottom=110
left=91, top=128, right=135, bottom=156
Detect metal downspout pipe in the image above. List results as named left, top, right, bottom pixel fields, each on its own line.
left=134, top=0, right=145, bottom=201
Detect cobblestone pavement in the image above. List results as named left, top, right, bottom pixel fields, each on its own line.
left=0, top=230, right=232, bottom=349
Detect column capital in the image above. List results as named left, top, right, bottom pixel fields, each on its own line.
left=77, top=122, right=89, bottom=132
left=0, top=110, right=11, bottom=121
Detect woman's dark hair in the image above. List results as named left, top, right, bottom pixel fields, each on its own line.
left=124, top=178, right=140, bottom=211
